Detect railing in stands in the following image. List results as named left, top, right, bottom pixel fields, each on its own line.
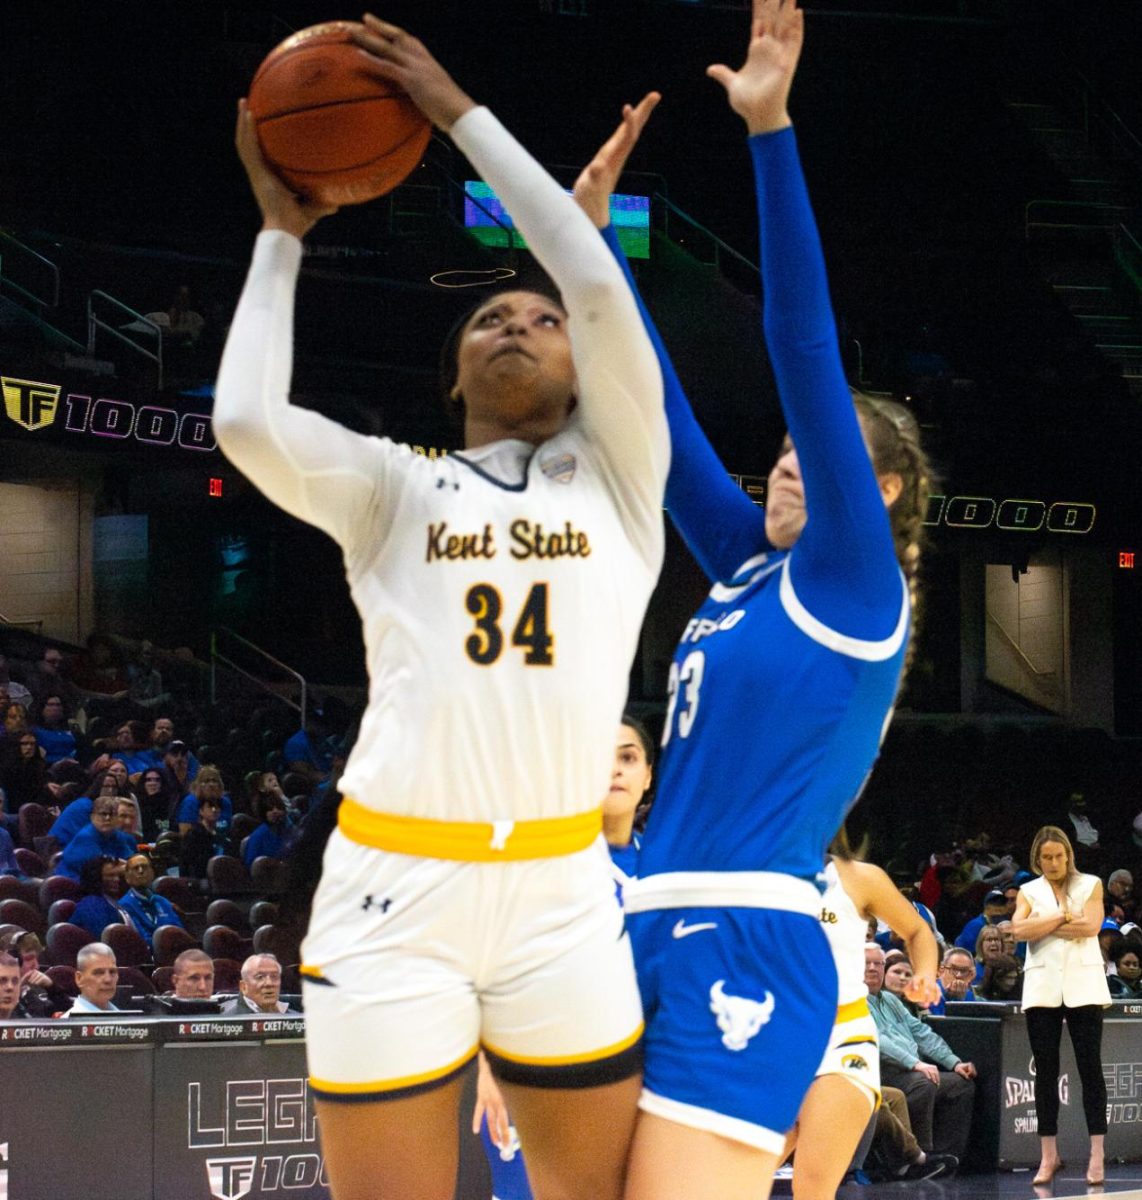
left=87, top=290, right=164, bottom=389
left=0, top=229, right=60, bottom=310
left=1024, top=199, right=1133, bottom=239
left=0, top=229, right=85, bottom=354
left=210, top=627, right=308, bottom=729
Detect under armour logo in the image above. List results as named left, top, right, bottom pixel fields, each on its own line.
left=362, top=895, right=393, bottom=914
left=206, top=1156, right=257, bottom=1200
left=709, top=979, right=775, bottom=1051
left=435, top=478, right=460, bottom=490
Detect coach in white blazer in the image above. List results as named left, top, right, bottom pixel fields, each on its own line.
left=1012, top=825, right=1111, bottom=1187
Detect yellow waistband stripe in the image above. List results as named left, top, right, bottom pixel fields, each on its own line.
left=483, top=1021, right=644, bottom=1068
left=836, top=996, right=871, bottom=1024
left=310, top=1045, right=478, bottom=1096
left=337, top=797, right=603, bottom=862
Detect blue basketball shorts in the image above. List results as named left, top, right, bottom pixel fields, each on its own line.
left=628, top=905, right=837, bottom=1154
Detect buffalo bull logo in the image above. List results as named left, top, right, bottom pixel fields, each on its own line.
left=709, top=979, right=775, bottom=1051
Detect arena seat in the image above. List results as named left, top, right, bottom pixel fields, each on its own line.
left=152, top=924, right=198, bottom=967
left=151, top=965, right=174, bottom=993
left=252, top=923, right=301, bottom=966
left=45, top=922, right=95, bottom=969
left=248, top=900, right=279, bottom=929
left=47, top=899, right=77, bottom=927
left=102, top=923, right=151, bottom=968
left=202, top=924, right=247, bottom=962
left=250, top=856, right=288, bottom=894
left=207, top=855, right=254, bottom=896
left=17, top=802, right=54, bottom=847
left=212, top=957, right=243, bottom=991
left=117, top=965, right=156, bottom=995
left=205, top=898, right=249, bottom=934
left=14, top=848, right=46, bottom=877
left=47, top=964, right=78, bottom=998
left=0, top=898, right=46, bottom=938
left=39, top=875, right=83, bottom=911
left=154, top=875, right=203, bottom=913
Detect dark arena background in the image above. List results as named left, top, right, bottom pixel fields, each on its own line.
left=1, top=1, right=1142, bottom=1198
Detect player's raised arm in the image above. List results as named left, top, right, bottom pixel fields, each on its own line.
left=710, top=0, right=904, bottom=630
left=574, top=95, right=770, bottom=584
left=213, top=104, right=391, bottom=550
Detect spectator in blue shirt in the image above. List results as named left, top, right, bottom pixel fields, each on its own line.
left=71, top=856, right=131, bottom=939
left=32, top=695, right=80, bottom=766
left=0, top=824, right=22, bottom=876
left=175, top=766, right=232, bottom=838
left=282, top=713, right=332, bottom=790
left=138, top=718, right=200, bottom=783
left=50, top=763, right=136, bottom=847
left=118, top=853, right=185, bottom=948
left=955, top=887, right=1015, bottom=954
left=927, top=946, right=978, bottom=1016
left=243, top=789, right=289, bottom=868
left=57, top=797, right=138, bottom=879
left=110, top=720, right=154, bottom=777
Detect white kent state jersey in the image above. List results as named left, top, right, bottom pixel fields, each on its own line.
left=819, top=860, right=869, bottom=1006
left=214, top=107, right=668, bottom=826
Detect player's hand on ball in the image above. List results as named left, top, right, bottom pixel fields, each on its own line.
left=707, top=0, right=803, bottom=135
left=573, top=92, right=661, bottom=230
left=235, top=100, right=338, bottom=238
left=905, top=972, right=941, bottom=1009
left=352, top=15, right=475, bottom=132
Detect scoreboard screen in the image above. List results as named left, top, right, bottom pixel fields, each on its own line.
left=465, top=182, right=651, bottom=259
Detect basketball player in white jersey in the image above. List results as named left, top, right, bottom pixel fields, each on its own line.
left=215, top=21, right=667, bottom=1200
left=788, top=846, right=939, bottom=1200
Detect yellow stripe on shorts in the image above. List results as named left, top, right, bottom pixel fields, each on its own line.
left=483, top=1021, right=644, bottom=1067
left=310, top=1045, right=479, bottom=1096
left=835, top=996, right=871, bottom=1024
left=338, top=797, right=603, bottom=861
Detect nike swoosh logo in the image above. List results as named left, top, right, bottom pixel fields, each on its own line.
left=672, top=919, right=718, bottom=939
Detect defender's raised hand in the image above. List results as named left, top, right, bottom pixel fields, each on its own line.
left=707, top=0, right=804, bottom=135
left=573, top=92, right=662, bottom=230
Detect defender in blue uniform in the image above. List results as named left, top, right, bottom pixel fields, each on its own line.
left=572, top=4, right=933, bottom=1197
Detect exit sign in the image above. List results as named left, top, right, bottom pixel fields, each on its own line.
left=1120, top=551, right=1135, bottom=569
left=208, top=477, right=223, bottom=498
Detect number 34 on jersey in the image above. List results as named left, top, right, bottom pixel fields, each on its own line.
left=464, top=582, right=554, bottom=667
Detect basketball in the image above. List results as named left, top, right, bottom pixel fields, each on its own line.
left=248, top=20, right=432, bottom=207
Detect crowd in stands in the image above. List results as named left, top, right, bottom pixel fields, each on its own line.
left=0, top=632, right=350, bottom=1018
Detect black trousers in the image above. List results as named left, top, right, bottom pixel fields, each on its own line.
left=1025, top=1004, right=1108, bottom=1136
left=878, top=1064, right=976, bottom=1158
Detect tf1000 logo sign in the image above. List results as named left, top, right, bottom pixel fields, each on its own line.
left=2, top=376, right=214, bottom=453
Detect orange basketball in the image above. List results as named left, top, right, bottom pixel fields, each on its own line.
left=248, top=20, right=432, bottom=207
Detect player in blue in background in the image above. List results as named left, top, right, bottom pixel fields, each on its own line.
left=573, top=3, right=934, bottom=1196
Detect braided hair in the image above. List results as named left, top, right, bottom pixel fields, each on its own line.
left=852, top=394, right=935, bottom=674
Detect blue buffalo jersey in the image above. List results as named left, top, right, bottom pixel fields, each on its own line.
left=609, top=833, right=640, bottom=905
left=602, top=126, right=908, bottom=887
